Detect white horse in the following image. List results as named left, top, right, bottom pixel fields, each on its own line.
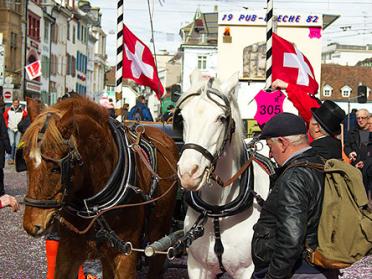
left=175, top=71, right=271, bottom=278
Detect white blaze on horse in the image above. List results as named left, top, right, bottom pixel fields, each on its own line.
left=174, top=71, right=272, bottom=278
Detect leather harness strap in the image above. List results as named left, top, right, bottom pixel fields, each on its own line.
left=212, top=155, right=255, bottom=187
left=213, top=217, right=227, bottom=276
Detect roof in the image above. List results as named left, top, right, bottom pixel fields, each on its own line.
left=322, top=14, right=340, bottom=30
left=180, top=11, right=218, bottom=46
left=321, top=64, right=372, bottom=101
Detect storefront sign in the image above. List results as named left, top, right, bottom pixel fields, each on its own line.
left=219, top=10, right=322, bottom=27
left=26, top=81, right=41, bottom=93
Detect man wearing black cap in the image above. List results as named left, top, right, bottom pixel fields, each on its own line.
left=309, top=100, right=346, bottom=160
left=252, top=113, right=336, bottom=279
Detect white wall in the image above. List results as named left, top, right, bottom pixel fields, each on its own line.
left=182, top=46, right=218, bottom=91
left=324, top=51, right=372, bottom=66
left=65, top=19, right=78, bottom=92
left=50, top=10, right=69, bottom=100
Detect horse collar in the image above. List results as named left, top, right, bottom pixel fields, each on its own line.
left=185, top=144, right=254, bottom=218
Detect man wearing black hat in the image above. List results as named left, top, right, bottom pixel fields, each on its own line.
left=252, top=113, right=337, bottom=279
left=309, top=100, right=346, bottom=160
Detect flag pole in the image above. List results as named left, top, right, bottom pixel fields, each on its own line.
left=265, top=0, right=273, bottom=90
left=116, top=0, right=124, bottom=111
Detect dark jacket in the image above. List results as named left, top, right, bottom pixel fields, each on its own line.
left=17, top=115, right=31, bottom=134
left=252, top=148, right=324, bottom=278
left=128, top=102, right=153, bottom=121
left=0, top=115, right=11, bottom=168
left=344, top=127, right=361, bottom=158
left=311, top=136, right=342, bottom=160
left=344, top=125, right=366, bottom=165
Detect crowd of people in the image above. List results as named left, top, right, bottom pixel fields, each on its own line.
left=250, top=79, right=372, bottom=279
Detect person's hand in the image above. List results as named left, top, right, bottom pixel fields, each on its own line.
left=349, top=151, right=357, bottom=162
left=355, top=161, right=364, bottom=169
left=272, top=79, right=289, bottom=90
left=6, top=146, right=11, bottom=155
left=0, top=194, right=19, bottom=212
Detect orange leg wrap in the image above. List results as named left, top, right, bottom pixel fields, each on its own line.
left=46, top=239, right=86, bottom=279
left=46, top=240, right=59, bottom=279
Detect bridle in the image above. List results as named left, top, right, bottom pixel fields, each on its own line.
left=23, top=113, right=83, bottom=209
left=174, top=78, right=235, bottom=171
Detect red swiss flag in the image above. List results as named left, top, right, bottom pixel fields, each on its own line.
left=272, top=33, right=318, bottom=95
left=123, top=25, right=164, bottom=99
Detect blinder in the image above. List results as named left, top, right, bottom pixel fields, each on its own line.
left=15, top=144, right=27, bottom=172
left=172, top=107, right=183, bottom=133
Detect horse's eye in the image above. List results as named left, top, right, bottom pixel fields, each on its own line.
left=50, top=166, right=61, bottom=174
left=218, top=115, right=227, bottom=123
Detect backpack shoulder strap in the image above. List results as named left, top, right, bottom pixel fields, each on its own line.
left=285, top=161, right=324, bottom=172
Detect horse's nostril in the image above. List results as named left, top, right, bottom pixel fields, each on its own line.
left=190, top=164, right=199, bottom=175
left=34, top=225, right=42, bottom=234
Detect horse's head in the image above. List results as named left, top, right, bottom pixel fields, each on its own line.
left=22, top=98, right=117, bottom=236
left=175, top=71, right=242, bottom=191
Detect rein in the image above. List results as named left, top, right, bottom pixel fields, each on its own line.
left=59, top=179, right=178, bottom=235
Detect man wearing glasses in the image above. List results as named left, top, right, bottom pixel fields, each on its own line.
left=344, top=108, right=370, bottom=168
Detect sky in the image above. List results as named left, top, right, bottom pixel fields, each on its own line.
left=90, top=0, right=372, bottom=66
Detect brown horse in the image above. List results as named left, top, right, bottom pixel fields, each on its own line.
left=21, top=97, right=178, bottom=279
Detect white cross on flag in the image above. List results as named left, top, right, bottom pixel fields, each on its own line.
left=123, top=25, right=164, bottom=99
left=272, top=33, right=318, bottom=95
left=25, top=60, right=41, bottom=80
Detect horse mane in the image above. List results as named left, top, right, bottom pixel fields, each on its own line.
left=181, top=78, right=245, bottom=159
left=22, top=97, right=109, bottom=165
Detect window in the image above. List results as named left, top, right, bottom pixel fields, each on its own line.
left=41, top=56, right=49, bottom=78
left=67, top=22, right=70, bottom=41
left=324, top=90, right=331, bottom=97
left=77, top=22, right=81, bottom=40
left=51, top=24, right=58, bottom=43
left=71, top=56, right=76, bottom=77
left=197, top=55, right=207, bottom=70
left=66, top=54, right=71, bottom=75
left=9, top=32, right=17, bottom=72
left=323, top=85, right=333, bottom=97
left=72, top=26, right=76, bottom=44
left=51, top=55, right=58, bottom=76
left=44, top=22, right=49, bottom=41
left=341, top=85, right=352, bottom=98
left=28, top=12, right=41, bottom=41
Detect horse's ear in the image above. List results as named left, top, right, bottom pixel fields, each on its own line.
left=189, top=69, right=202, bottom=91
left=221, top=72, right=240, bottom=96
left=26, top=97, right=43, bottom=122
left=57, top=106, right=74, bottom=139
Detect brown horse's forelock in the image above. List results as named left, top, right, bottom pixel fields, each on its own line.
left=22, top=108, right=68, bottom=163
left=22, top=97, right=109, bottom=164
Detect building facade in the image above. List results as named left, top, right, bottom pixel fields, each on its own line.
left=0, top=0, right=24, bottom=100
left=179, top=11, right=218, bottom=92
left=0, top=0, right=107, bottom=104
left=322, top=43, right=372, bottom=66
